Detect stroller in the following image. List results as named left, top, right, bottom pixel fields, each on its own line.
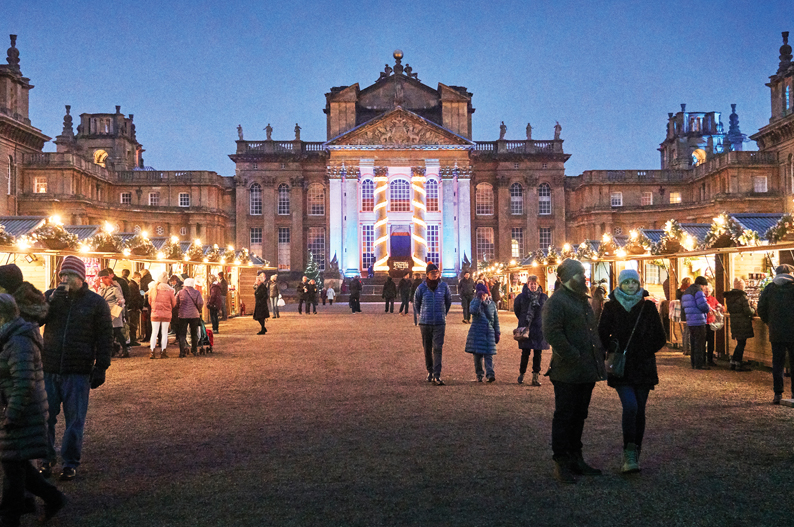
left=196, top=318, right=214, bottom=355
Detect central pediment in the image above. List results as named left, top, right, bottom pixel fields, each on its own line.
left=325, top=108, right=473, bottom=149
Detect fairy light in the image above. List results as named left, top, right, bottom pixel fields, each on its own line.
left=411, top=234, right=427, bottom=245
left=202, top=258, right=209, bottom=263
left=16, top=238, right=30, bottom=250
left=616, top=248, right=627, bottom=258
left=374, top=218, right=388, bottom=228
left=79, top=244, right=89, bottom=253
left=194, top=238, right=201, bottom=246
left=563, top=243, right=571, bottom=252
left=170, top=235, right=179, bottom=244
left=374, top=236, right=388, bottom=246
left=412, top=200, right=426, bottom=210
left=630, top=230, right=638, bottom=240
left=156, top=251, right=165, bottom=260
left=104, top=221, right=115, bottom=234
left=602, top=232, right=612, bottom=243
left=234, top=260, right=241, bottom=265
left=510, top=259, right=517, bottom=266
left=183, top=255, right=189, bottom=262
left=412, top=217, right=427, bottom=228
left=122, top=248, right=131, bottom=256
left=227, top=245, right=234, bottom=251
left=141, top=231, right=148, bottom=239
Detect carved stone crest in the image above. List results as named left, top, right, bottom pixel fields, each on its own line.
left=333, top=109, right=471, bottom=147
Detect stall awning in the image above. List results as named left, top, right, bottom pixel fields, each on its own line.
left=730, top=213, right=783, bottom=235
left=0, top=216, right=46, bottom=236
left=64, top=225, right=100, bottom=241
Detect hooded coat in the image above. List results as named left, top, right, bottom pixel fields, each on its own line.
left=382, top=278, right=397, bottom=299
left=11, top=282, right=48, bottom=325
left=757, top=274, right=794, bottom=342
left=513, top=284, right=548, bottom=350
left=724, top=288, right=755, bottom=340
left=253, top=282, right=270, bottom=321
left=681, top=283, right=710, bottom=327
left=465, top=297, right=500, bottom=355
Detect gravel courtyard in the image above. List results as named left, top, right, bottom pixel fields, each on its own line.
left=24, top=302, right=794, bottom=527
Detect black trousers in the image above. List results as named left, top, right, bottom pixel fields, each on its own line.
left=177, top=318, right=200, bottom=356
left=398, top=296, right=410, bottom=314
left=112, top=327, right=128, bottom=354
left=519, top=349, right=543, bottom=374
left=419, top=324, right=445, bottom=378
left=1, top=460, right=61, bottom=524
left=689, top=325, right=707, bottom=368
left=551, top=380, right=595, bottom=459
left=461, top=295, right=473, bottom=321
left=732, top=338, right=747, bottom=363
left=350, top=294, right=361, bottom=313
left=384, top=298, right=394, bottom=312
left=706, top=326, right=716, bottom=362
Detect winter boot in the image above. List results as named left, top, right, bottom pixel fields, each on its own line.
left=553, top=456, right=576, bottom=484
left=149, top=350, right=156, bottom=359
left=570, top=451, right=602, bottom=476
left=622, top=443, right=640, bottom=473
left=531, top=372, right=542, bottom=386
left=517, top=374, right=524, bottom=384
left=160, top=350, right=168, bottom=359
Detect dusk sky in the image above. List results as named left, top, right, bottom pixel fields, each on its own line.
left=5, top=1, right=790, bottom=178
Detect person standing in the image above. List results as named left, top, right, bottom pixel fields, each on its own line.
left=326, top=284, right=335, bottom=306
left=676, top=277, right=692, bottom=355
left=681, top=276, right=711, bottom=370
left=253, top=273, right=270, bottom=334
left=414, top=263, right=452, bottom=385
left=0, top=263, right=48, bottom=325
left=410, top=273, right=423, bottom=326
left=267, top=274, right=280, bottom=319
left=598, top=269, right=667, bottom=474
left=465, top=283, right=500, bottom=382
left=514, top=275, right=548, bottom=386
left=349, top=275, right=363, bottom=313
left=148, top=273, right=176, bottom=359
left=296, top=276, right=308, bottom=315
left=397, top=273, right=412, bottom=316
left=306, top=280, right=318, bottom=314
left=321, top=287, right=327, bottom=306
left=724, top=278, right=754, bottom=372
left=459, top=271, right=475, bottom=324
left=590, top=282, right=606, bottom=324
left=382, top=276, right=397, bottom=313
left=704, top=285, right=723, bottom=366
left=757, top=264, right=794, bottom=404
left=40, top=256, right=112, bottom=481
left=127, top=272, right=142, bottom=346
left=207, top=276, right=222, bottom=334
left=218, top=272, right=229, bottom=321
left=542, top=258, right=606, bottom=484
left=490, top=278, right=503, bottom=310
left=175, top=278, right=204, bottom=357
left=97, top=269, right=128, bottom=359
left=139, top=269, right=153, bottom=343
left=0, top=294, right=67, bottom=525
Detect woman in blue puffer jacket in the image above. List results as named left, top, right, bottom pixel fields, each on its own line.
left=465, top=283, right=501, bottom=382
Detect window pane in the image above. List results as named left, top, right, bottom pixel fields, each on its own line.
left=120, top=192, right=131, bottom=204
left=426, top=179, right=439, bottom=212
left=641, top=192, right=653, bottom=206
left=538, top=183, right=551, bottom=215
left=361, top=225, right=374, bottom=268
left=250, top=184, right=262, bottom=215
left=476, top=227, right=495, bottom=262
left=611, top=192, right=623, bottom=207
left=361, top=180, right=374, bottom=212
left=278, top=227, right=290, bottom=270
left=390, top=179, right=411, bottom=212
left=34, top=178, right=47, bottom=193
left=250, top=227, right=262, bottom=245
left=179, top=193, right=190, bottom=207
left=511, top=227, right=524, bottom=258
left=427, top=225, right=440, bottom=266
left=308, top=184, right=325, bottom=215
left=669, top=192, right=681, bottom=204
left=475, top=184, right=494, bottom=215
left=278, top=184, right=290, bottom=215
left=539, top=227, right=552, bottom=248
left=307, top=227, right=325, bottom=270
left=754, top=177, right=767, bottom=193
left=149, top=192, right=159, bottom=206
left=510, top=183, right=523, bottom=215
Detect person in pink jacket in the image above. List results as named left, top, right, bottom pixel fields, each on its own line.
left=148, top=272, right=176, bottom=359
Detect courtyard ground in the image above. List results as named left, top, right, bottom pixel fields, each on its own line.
left=17, top=302, right=794, bottom=526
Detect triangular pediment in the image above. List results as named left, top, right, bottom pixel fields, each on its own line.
left=358, top=75, right=440, bottom=111
left=326, top=108, right=473, bottom=148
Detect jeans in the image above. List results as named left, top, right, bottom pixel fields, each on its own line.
left=613, top=384, right=651, bottom=448
left=473, top=353, right=494, bottom=379
left=178, top=318, right=200, bottom=356
left=419, top=324, right=445, bottom=378
left=1, top=460, right=61, bottom=525
left=399, top=296, right=410, bottom=314
left=689, top=325, right=707, bottom=368
left=150, top=321, right=170, bottom=351
left=551, top=380, right=595, bottom=459
left=268, top=297, right=280, bottom=318
left=209, top=307, right=220, bottom=333
left=44, top=372, right=91, bottom=468
left=732, top=338, right=747, bottom=363
left=519, top=349, right=543, bottom=374
left=412, top=302, right=417, bottom=325
left=706, top=326, right=715, bottom=362
left=384, top=298, right=394, bottom=312
left=770, top=342, right=794, bottom=396
left=220, top=294, right=228, bottom=320
left=461, top=295, right=473, bottom=322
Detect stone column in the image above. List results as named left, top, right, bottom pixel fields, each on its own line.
left=411, top=167, right=427, bottom=272
left=525, top=175, right=538, bottom=251
left=496, top=174, right=511, bottom=261
left=440, top=166, right=457, bottom=277
left=234, top=177, right=247, bottom=250
left=343, top=167, right=360, bottom=276
left=261, top=176, right=276, bottom=265
left=328, top=167, right=343, bottom=271
left=290, top=176, right=304, bottom=273
left=373, top=167, right=389, bottom=271
left=457, top=171, right=472, bottom=268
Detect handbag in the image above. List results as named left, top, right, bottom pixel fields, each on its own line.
left=513, top=298, right=536, bottom=342
left=605, top=302, right=645, bottom=377
left=277, top=294, right=285, bottom=307
left=709, top=310, right=724, bottom=331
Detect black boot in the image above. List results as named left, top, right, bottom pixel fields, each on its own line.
left=570, top=451, right=602, bottom=476
left=553, top=455, right=576, bottom=484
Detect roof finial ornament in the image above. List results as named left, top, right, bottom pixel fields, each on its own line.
left=726, top=103, right=746, bottom=152
left=778, top=31, right=792, bottom=74
left=62, top=105, right=74, bottom=137
left=393, top=49, right=404, bottom=75
left=6, top=34, right=20, bottom=72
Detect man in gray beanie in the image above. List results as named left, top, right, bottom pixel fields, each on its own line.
left=541, top=258, right=605, bottom=483
left=757, top=264, right=794, bottom=404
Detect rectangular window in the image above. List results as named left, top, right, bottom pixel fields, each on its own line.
left=644, top=262, right=662, bottom=285
left=307, top=227, right=326, bottom=271
left=250, top=227, right=262, bottom=245
left=511, top=228, right=524, bottom=258
left=754, top=176, right=768, bottom=193
left=149, top=192, right=160, bottom=206
left=34, top=177, right=47, bottom=193
left=610, top=192, right=623, bottom=207
left=475, top=227, right=495, bottom=262
left=539, top=227, right=552, bottom=249
left=278, top=227, right=290, bottom=270
left=669, top=192, right=681, bottom=204
left=120, top=192, right=131, bottom=204
left=179, top=192, right=190, bottom=207
left=361, top=225, right=375, bottom=269
left=427, top=225, right=440, bottom=266
left=641, top=192, right=653, bottom=206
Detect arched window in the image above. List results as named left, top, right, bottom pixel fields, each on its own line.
left=538, top=183, right=551, bottom=215
left=277, top=183, right=290, bottom=215
left=93, top=149, right=108, bottom=168
left=509, top=182, right=523, bottom=214
left=307, top=183, right=325, bottom=216
left=389, top=179, right=411, bottom=212
left=361, top=179, right=374, bottom=212
left=426, top=179, right=439, bottom=212
left=475, top=183, right=494, bottom=215
left=249, top=183, right=262, bottom=215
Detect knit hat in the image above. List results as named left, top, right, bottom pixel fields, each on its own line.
left=426, top=262, right=439, bottom=273
left=556, top=258, right=585, bottom=282
left=0, top=264, right=24, bottom=292
left=776, top=264, right=794, bottom=275
left=157, top=272, right=169, bottom=284
left=694, top=276, right=709, bottom=286
left=475, top=283, right=489, bottom=296
left=59, top=256, right=86, bottom=281
left=618, top=269, right=640, bottom=286
left=183, top=277, right=195, bottom=288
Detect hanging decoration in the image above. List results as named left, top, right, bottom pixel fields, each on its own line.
left=29, top=218, right=78, bottom=250
left=703, top=213, right=759, bottom=248
left=764, top=213, right=794, bottom=243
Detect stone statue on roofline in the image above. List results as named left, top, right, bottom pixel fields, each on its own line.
left=264, top=123, right=272, bottom=140
left=237, top=124, right=244, bottom=140
left=554, top=121, right=562, bottom=140
left=294, top=123, right=301, bottom=141
left=499, top=121, right=507, bottom=140
left=526, top=123, right=532, bottom=140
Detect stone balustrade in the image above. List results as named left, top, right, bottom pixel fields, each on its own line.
left=115, top=170, right=224, bottom=184
left=473, top=139, right=563, bottom=155
left=235, top=140, right=326, bottom=155
left=22, top=152, right=110, bottom=180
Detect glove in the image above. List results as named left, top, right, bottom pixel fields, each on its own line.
left=51, top=285, right=68, bottom=301
left=494, top=332, right=501, bottom=344
left=90, top=369, right=106, bottom=389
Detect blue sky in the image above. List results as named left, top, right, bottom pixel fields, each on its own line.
left=5, top=0, right=790, bottom=177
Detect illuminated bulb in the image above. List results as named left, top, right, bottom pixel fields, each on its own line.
left=234, top=260, right=241, bottom=265
left=194, top=238, right=201, bottom=246
left=79, top=244, right=89, bottom=253
left=16, top=238, right=29, bottom=250
left=248, top=262, right=253, bottom=267
left=183, top=255, right=189, bottom=261
left=104, top=221, right=115, bottom=233
left=49, top=215, right=62, bottom=226
left=602, top=233, right=611, bottom=243
left=532, top=261, right=538, bottom=267
left=630, top=230, right=638, bottom=240
left=141, top=231, right=148, bottom=239
left=157, top=251, right=165, bottom=260
left=213, top=244, right=219, bottom=249
left=510, top=259, right=516, bottom=266
left=227, top=245, right=234, bottom=251
left=616, top=248, right=627, bottom=258
left=203, top=258, right=209, bottom=263
left=563, top=243, right=571, bottom=252
left=122, top=248, right=131, bottom=256
left=170, top=235, right=179, bottom=244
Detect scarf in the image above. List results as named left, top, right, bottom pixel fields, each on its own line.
left=613, top=287, right=644, bottom=312
left=426, top=278, right=439, bottom=291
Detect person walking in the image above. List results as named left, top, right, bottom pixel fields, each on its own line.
left=542, top=258, right=606, bottom=484
left=326, top=285, right=335, bottom=306
left=410, top=273, right=423, bottom=326
left=757, top=264, right=794, bottom=404
left=218, top=272, right=229, bottom=321
left=296, top=276, right=308, bottom=315
left=40, top=256, right=112, bottom=481
left=0, top=294, right=67, bottom=525
left=597, top=269, right=667, bottom=474
left=0, top=263, right=48, bottom=325
left=513, top=275, right=548, bottom=386
left=681, top=276, right=712, bottom=370
left=724, top=278, right=754, bottom=372
left=590, top=282, right=606, bottom=324
left=207, top=276, right=222, bottom=334
left=465, top=283, right=500, bottom=382
left=414, top=263, right=452, bottom=385
left=321, top=287, right=327, bottom=306
left=459, top=271, right=475, bottom=324
left=268, top=275, right=280, bottom=319
left=306, top=280, right=318, bottom=314
left=148, top=273, right=176, bottom=359
left=175, top=278, right=204, bottom=358
left=349, top=275, right=363, bottom=313
left=397, top=273, right=412, bottom=315
left=382, top=276, right=397, bottom=313
left=253, top=273, right=270, bottom=334
left=97, top=269, right=128, bottom=359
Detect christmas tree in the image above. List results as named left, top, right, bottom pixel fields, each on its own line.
left=304, top=251, right=324, bottom=290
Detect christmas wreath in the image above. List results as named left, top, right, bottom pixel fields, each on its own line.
left=703, top=213, right=759, bottom=248
left=765, top=213, right=794, bottom=243
left=0, top=225, right=14, bottom=246
left=30, top=222, right=78, bottom=250
left=123, top=234, right=156, bottom=257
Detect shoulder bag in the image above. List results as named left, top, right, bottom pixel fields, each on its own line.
left=606, top=301, right=645, bottom=377
left=513, top=298, right=535, bottom=342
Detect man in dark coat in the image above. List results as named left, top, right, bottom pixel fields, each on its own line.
left=349, top=276, right=363, bottom=313
left=513, top=275, right=548, bottom=386
left=542, top=258, right=606, bottom=484
left=296, top=276, right=309, bottom=315
left=724, top=278, right=754, bottom=372
left=382, top=276, right=397, bottom=313
left=459, top=271, right=475, bottom=324
left=127, top=272, right=142, bottom=346
left=410, top=274, right=423, bottom=325
left=397, top=273, right=412, bottom=316
left=41, top=256, right=113, bottom=482
left=757, top=264, right=794, bottom=404
left=681, top=276, right=711, bottom=369
left=253, top=273, right=270, bottom=334
left=218, top=272, right=229, bottom=320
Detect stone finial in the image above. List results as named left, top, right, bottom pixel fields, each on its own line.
left=526, top=123, right=532, bottom=140
left=6, top=34, right=20, bottom=71
left=115, top=105, right=121, bottom=114
left=680, top=103, right=686, bottom=112
left=778, top=31, right=792, bottom=74
left=62, top=105, right=74, bottom=136
left=726, top=103, right=746, bottom=151
left=393, top=49, right=404, bottom=75
left=554, top=121, right=562, bottom=140
left=237, top=124, right=243, bottom=141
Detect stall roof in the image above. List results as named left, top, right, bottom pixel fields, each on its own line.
left=641, top=229, right=665, bottom=243
left=730, top=213, right=783, bottom=235
left=148, top=237, right=167, bottom=250
left=681, top=223, right=711, bottom=243
left=0, top=216, right=46, bottom=236
left=64, top=225, right=100, bottom=241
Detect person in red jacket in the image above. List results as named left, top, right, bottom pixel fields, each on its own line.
left=147, top=273, right=176, bottom=359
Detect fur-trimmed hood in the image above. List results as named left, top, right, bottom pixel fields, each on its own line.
left=12, top=281, right=48, bottom=325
